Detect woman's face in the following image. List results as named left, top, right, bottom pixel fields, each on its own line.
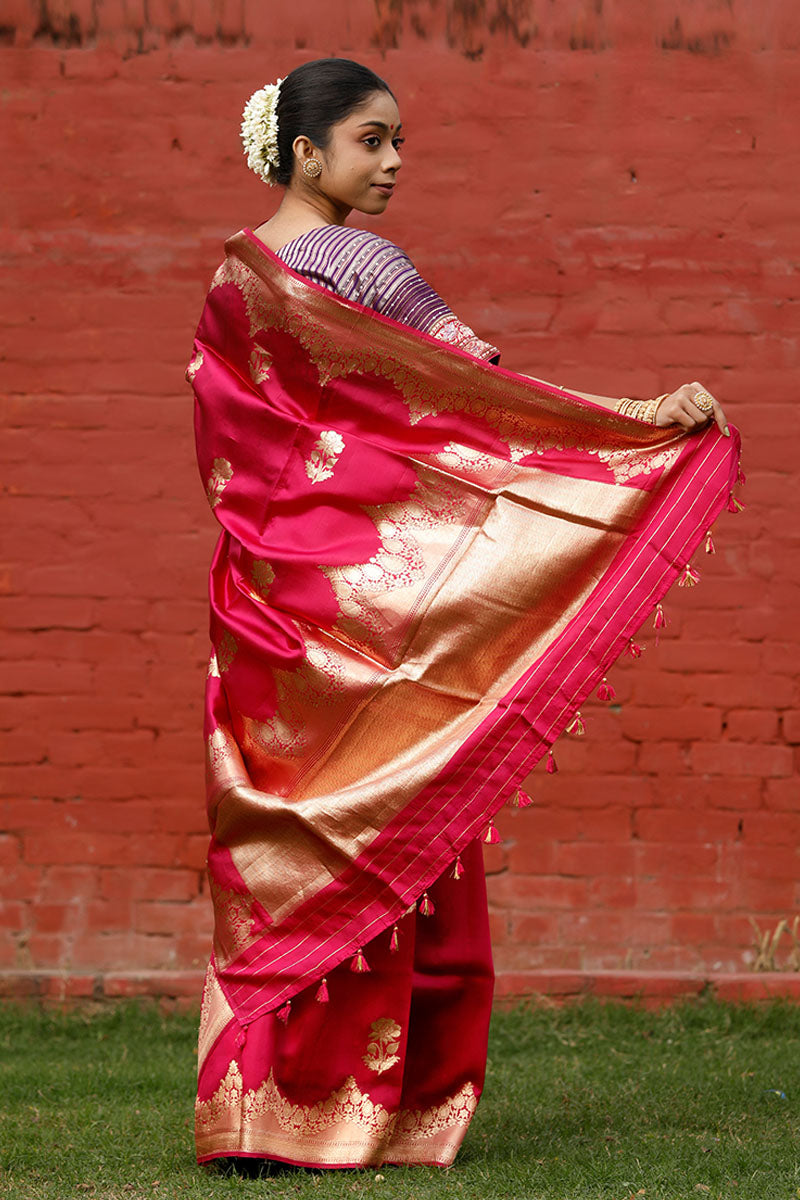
left=312, top=90, right=404, bottom=216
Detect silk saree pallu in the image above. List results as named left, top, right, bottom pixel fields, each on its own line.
left=189, top=230, right=741, bottom=1167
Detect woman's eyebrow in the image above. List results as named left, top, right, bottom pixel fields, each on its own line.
left=357, top=120, right=403, bottom=132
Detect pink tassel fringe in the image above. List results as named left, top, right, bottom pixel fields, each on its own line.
left=483, top=820, right=501, bottom=845
left=596, top=677, right=616, bottom=702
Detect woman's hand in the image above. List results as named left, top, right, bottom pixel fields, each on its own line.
left=655, top=381, right=730, bottom=437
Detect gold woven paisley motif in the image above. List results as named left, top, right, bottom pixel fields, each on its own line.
left=362, top=1018, right=402, bottom=1075
left=195, top=1059, right=478, bottom=1142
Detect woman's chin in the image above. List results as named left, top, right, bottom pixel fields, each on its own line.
left=355, top=193, right=391, bottom=215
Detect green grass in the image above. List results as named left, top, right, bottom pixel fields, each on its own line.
left=1, top=997, right=799, bottom=1199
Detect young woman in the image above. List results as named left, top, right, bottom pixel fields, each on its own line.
left=189, top=58, right=739, bottom=1171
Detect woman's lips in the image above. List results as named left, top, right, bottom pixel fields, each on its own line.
left=372, top=184, right=395, bottom=196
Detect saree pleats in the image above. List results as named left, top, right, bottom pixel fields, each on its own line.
left=196, top=839, right=493, bottom=1167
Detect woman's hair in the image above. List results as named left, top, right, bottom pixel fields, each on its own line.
left=274, top=58, right=395, bottom=186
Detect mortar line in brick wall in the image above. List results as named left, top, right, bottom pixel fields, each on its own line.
left=2, top=970, right=799, bottom=1006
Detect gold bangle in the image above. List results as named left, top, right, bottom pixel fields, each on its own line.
left=615, top=396, right=660, bottom=425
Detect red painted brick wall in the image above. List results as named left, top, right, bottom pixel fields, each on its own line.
left=2, top=1, right=798, bottom=991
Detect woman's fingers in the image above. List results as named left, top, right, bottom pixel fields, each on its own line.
left=652, top=382, right=730, bottom=436
left=685, top=382, right=730, bottom=438
left=657, top=391, right=703, bottom=429
left=668, top=382, right=731, bottom=437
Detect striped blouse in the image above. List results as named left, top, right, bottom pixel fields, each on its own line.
left=276, top=225, right=499, bottom=363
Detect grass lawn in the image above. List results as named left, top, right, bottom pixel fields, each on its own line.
left=1, top=996, right=799, bottom=1199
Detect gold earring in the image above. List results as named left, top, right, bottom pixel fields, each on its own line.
left=302, top=158, right=322, bottom=179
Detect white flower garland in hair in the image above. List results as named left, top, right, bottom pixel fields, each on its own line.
left=241, top=79, right=284, bottom=185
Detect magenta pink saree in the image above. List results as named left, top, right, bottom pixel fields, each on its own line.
left=189, top=228, right=741, bottom=1166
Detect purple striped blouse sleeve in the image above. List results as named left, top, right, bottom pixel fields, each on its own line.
left=278, top=227, right=500, bottom=362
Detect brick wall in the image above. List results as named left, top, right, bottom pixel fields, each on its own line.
left=2, top=0, right=798, bottom=998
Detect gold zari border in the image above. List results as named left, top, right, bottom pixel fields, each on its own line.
left=196, top=1059, right=478, bottom=1167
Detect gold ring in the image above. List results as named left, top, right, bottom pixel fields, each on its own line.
left=693, top=389, right=715, bottom=414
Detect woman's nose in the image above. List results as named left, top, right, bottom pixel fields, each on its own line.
left=383, top=146, right=402, bottom=172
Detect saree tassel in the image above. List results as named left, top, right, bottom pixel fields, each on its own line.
left=510, top=787, right=534, bottom=809
left=628, top=639, right=644, bottom=658
left=419, top=891, right=435, bottom=917
left=351, top=948, right=370, bottom=973
left=276, top=1001, right=291, bottom=1024
left=727, top=493, right=745, bottom=513
left=705, top=530, right=716, bottom=555
left=678, top=565, right=700, bottom=588
left=737, top=462, right=746, bottom=486
left=546, top=748, right=558, bottom=774
left=482, top=819, right=501, bottom=845
left=596, top=677, right=616, bottom=702
left=315, top=977, right=329, bottom=1004
left=389, top=924, right=399, bottom=952
left=654, top=603, right=667, bottom=646
left=566, top=711, right=585, bottom=736
left=452, top=855, right=464, bottom=880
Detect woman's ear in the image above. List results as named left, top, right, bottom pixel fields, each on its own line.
left=292, top=135, right=317, bottom=169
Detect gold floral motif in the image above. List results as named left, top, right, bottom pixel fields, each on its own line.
left=362, top=1018, right=401, bottom=1075
left=596, top=442, right=682, bottom=484
left=196, top=1060, right=478, bottom=1143
left=186, top=348, right=204, bottom=382
left=320, top=473, right=472, bottom=656
left=252, top=560, right=275, bottom=598
left=207, top=725, right=239, bottom=773
left=207, top=652, right=220, bottom=678
left=305, top=430, right=345, bottom=484
left=206, top=457, right=233, bottom=509
left=209, top=876, right=261, bottom=968
left=436, top=441, right=496, bottom=476
left=393, top=1082, right=479, bottom=1141
left=216, top=630, right=237, bottom=673
left=242, top=709, right=308, bottom=761
left=245, top=559, right=276, bottom=605
left=241, top=642, right=346, bottom=762
left=249, top=345, right=272, bottom=385
left=205, top=724, right=248, bottom=808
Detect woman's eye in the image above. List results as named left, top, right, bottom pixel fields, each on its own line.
left=392, top=137, right=405, bottom=150
left=363, top=136, right=381, bottom=147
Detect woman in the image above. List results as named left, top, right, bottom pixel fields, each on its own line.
left=189, top=58, right=739, bottom=1171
